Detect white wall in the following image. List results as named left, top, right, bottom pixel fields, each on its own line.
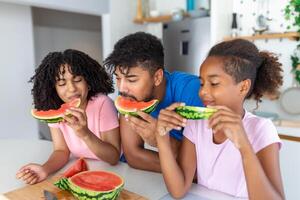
left=0, top=2, right=37, bottom=139
left=33, top=7, right=103, bottom=64
left=0, top=0, right=109, bottom=16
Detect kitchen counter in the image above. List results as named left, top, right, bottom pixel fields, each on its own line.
left=274, top=120, right=300, bottom=141
left=0, top=139, right=245, bottom=200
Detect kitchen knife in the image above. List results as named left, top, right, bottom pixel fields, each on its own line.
left=43, top=190, right=58, bottom=200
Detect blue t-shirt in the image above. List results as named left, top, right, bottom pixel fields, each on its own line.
left=150, top=71, right=203, bottom=140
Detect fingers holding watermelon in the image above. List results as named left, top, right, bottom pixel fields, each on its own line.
left=156, top=102, right=187, bottom=137
left=63, top=107, right=89, bottom=138
left=125, top=112, right=158, bottom=147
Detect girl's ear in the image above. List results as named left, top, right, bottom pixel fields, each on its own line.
left=153, top=69, right=164, bottom=86
left=240, top=79, right=251, bottom=96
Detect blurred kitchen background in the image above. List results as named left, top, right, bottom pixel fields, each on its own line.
left=0, top=0, right=299, bottom=198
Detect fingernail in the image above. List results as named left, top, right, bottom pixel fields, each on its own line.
left=181, top=102, right=185, bottom=106
left=182, top=123, right=187, bottom=127
left=183, top=119, right=187, bottom=123
left=176, top=126, right=182, bottom=130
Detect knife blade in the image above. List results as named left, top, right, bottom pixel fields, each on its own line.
left=43, top=190, right=58, bottom=200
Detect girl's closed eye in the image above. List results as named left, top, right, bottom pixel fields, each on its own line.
left=73, top=77, right=82, bottom=82
left=56, top=80, right=66, bottom=86
left=211, top=82, right=219, bottom=86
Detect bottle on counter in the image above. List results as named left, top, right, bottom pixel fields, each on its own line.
left=231, top=13, right=238, bottom=38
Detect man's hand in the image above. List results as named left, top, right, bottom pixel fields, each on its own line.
left=125, top=111, right=158, bottom=147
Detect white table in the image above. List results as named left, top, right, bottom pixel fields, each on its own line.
left=0, top=139, right=246, bottom=200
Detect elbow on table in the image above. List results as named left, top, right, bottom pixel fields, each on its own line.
left=169, top=190, right=186, bottom=199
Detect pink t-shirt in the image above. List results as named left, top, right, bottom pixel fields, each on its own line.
left=49, top=94, right=119, bottom=160
left=183, top=110, right=281, bottom=198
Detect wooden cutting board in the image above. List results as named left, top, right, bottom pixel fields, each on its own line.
left=4, top=175, right=147, bottom=200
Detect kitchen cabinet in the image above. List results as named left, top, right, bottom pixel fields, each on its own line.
left=280, top=139, right=300, bottom=199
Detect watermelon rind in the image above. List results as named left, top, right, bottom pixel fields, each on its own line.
left=175, top=106, right=217, bottom=120
left=55, top=171, right=124, bottom=200
left=31, top=98, right=81, bottom=123
left=115, top=96, right=159, bottom=116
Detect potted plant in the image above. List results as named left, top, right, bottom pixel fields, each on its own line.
left=285, top=0, right=300, bottom=85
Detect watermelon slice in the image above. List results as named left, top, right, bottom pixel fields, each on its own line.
left=175, top=106, right=217, bottom=120
left=55, top=171, right=124, bottom=200
left=31, top=98, right=81, bottom=123
left=114, top=95, right=159, bottom=116
left=63, top=158, right=88, bottom=178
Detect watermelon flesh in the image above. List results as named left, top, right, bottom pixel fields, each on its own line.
left=114, top=95, right=159, bottom=116
left=31, top=98, right=81, bottom=123
left=175, top=106, right=217, bottom=120
left=55, top=171, right=124, bottom=200
left=63, top=158, right=88, bottom=178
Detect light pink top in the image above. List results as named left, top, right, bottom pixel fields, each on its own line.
left=183, top=110, right=281, bottom=198
left=49, top=94, right=119, bottom=160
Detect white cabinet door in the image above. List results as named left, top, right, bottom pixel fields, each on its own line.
left=280, top=139, right=300, bottom=199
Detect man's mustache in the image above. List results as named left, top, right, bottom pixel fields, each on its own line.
left=119, top=92, right=138, bottom=101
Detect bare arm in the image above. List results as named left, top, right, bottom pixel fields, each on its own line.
left=241, top=143, right=285, bottom=200
left=156, top=102, right=195, bottom=198
left=157, top=135, right=196, bottom=198
left=209, top=105, right=284, bottom=199
left=42, top=127, right=71, bottom=175
left=16, top=127, right=70, bottom=184
left=82, top=127, right=120, bottom=165
left=120, top=115, right=161, bottom=172
left=64, top=107, right=120, bottom=165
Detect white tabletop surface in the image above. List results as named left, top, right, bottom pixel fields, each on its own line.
left=0, top=139, right=246, bottom=200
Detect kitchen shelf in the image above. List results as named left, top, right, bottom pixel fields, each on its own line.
left=224, top=32, right=300, bottom=41
left=134, top=15, right=172, bottom=24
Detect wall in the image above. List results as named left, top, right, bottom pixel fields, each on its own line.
left=0, top=0, right=109, bottom=16
left=0, top=2, right=37, bottom=138
left=211, top=0, right=300, bottom=120
left=233, top=0, right=300, bottom=120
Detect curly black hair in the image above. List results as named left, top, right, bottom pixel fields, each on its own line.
left=208, top=39, right=283, bottom=103
left=104, top=32, right=164, bottom=75
left=30, top=49, right=114, bottom=110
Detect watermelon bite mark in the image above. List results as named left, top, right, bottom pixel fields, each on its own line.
left=115, top=95, right=159, bottom=116
left=31, top=98, right=81, bottom=123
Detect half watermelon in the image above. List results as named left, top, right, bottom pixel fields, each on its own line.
left=55, top=171, right=124, bottom=200
left=114, top=95, right=159, bottom=116
left=31, top=98, right=81, bottom=123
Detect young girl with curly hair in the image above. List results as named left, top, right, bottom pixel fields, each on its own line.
left=16, top=49, right=120, bottom=184
left=156, top=39, right=285, bottom=199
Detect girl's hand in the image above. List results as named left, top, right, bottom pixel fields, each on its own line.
left=16, top=163, right=48, bottom=184
left=63, top=107, right=89, bottom=138
left=156, top=102, right=187, bottom=138
left=208, top=105, right=249, bottom=149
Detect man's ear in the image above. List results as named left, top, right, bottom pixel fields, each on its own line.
left=153, top=69, right=164, bottom=86
left=240, top=79, right=251, bottom=96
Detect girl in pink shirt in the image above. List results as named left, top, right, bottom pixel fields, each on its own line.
left=156, top=39, right=285, bottom=199
left=16, top=49, right=120, bottom=184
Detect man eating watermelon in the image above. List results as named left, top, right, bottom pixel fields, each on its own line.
left=104, top=32, right=203, bottom=172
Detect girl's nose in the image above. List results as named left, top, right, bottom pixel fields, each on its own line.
left=199, top=86, right=208, bottom=98
left=67, top=82, right=76, bottom=92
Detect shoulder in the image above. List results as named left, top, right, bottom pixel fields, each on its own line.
left=89, top=94, right=114, bottom=106
left=243, top=111, right=281, bottom=153
left=244, top=111, right=276, bottom=131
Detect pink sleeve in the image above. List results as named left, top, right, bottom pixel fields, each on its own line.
left=48, top=123, right=59, bottom=128
left=183, top=120, right=196, bottom=144
left=252, top=119, right=282, bottom=153
left=99, top=96, right=119, bottom=132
